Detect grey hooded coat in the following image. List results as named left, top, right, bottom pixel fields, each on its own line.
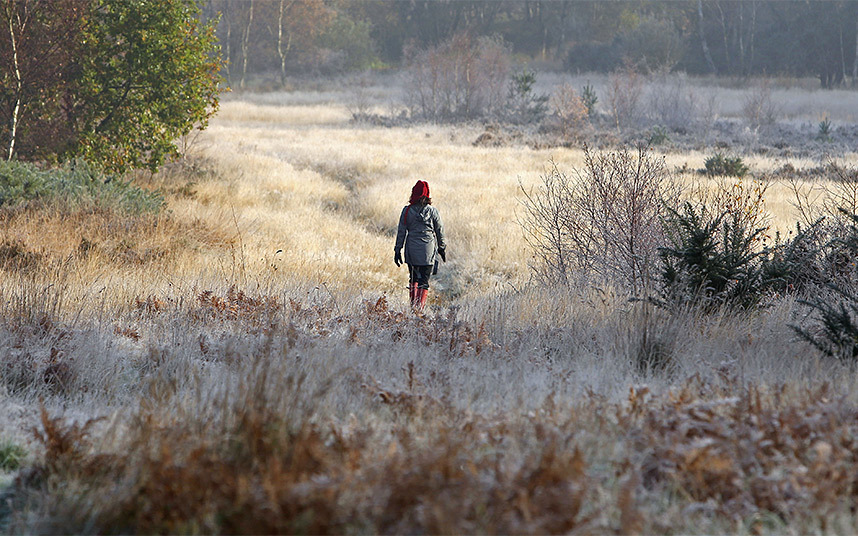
left=395, top=204, right=446, bottom=266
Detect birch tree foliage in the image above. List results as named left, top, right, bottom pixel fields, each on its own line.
left=0, top=0, right=221, bottom=173
left=75, top=0, right=222, bottom=172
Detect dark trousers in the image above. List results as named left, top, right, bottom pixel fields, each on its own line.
left=408, top=264, right=432, bottom=289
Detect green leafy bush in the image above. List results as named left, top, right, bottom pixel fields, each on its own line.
left=3, top=0, right=221, bottom=173
left=704, top=153, right=749, bottom=177
left=0, top=160, right=163, bottom=214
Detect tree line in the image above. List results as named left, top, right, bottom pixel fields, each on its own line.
left=3, top=1, right=855, bottom=174
left=209, top=0, right=858, bottom=89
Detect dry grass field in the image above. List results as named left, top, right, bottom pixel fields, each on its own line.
left=3, top=74, right=858, bottom=533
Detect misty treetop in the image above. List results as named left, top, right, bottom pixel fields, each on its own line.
left=1, top=0, right=221, bottom=173
left=212, top=0, right=858, bottom=89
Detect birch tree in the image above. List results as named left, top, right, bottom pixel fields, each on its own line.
left=1, top=0, right=222, bottom=172
left=0, top=0, right=82, bottom=161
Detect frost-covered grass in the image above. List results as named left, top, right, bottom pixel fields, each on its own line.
left=3, top=283, right=858, bottom=533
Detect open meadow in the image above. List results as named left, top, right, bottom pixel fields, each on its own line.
left=3, top=74, right=858, bottom=533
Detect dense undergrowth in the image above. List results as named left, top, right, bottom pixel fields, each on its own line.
left=17, top=371, right=858, bottom=534
left=523, top=147, right=858, bottom=362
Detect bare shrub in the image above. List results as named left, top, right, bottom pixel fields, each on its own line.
left=789, top=161, right=858, bottom=228
left=405, top=34, right=509, bottom=121
left=742, top=80, right=779, bottom=129
left=699, top=93, right=719, bottom=131
left=519, top=145, right=680, bottom=294
left=647, top=72, right=697, bottom=131
left=607, top=62, right=645, bottom=130
left=549, top=83, right=589, bottom=140
left=471, top=35, right=509, bottom=115
left=825, top=163, right=858, bottom=223
left=715, top=177, right=770, bottom=235
left=346, top=71, right=373, bottom=119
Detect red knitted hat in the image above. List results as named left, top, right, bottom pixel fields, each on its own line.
left=409, top=180, right=430, bottom=205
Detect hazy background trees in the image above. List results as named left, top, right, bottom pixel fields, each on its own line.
left=4, top=0, right=857, bottom=171
left=208, top=0, right=858, bottom=89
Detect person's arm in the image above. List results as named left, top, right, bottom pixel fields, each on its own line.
left=394, top=207, right=407, bottom=264
left=433, top=207, right=446, bottom=258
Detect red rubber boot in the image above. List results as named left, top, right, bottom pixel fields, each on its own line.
left=415, top=287, right=428, bottom=314
left=409, top=282, right=418, bottom=309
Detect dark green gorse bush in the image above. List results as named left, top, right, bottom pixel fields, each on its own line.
left=704, top=153, right=749, bottom=178
left=793, top=286, right=858, bottom=360
left=659, top=203, right=767, bottom=310
left=658, top=203, right=820, bottom=310
left=792, top=210, right=858, bottom=360
left=817, top=117, right=832, bottom=142
left=0, top=159, right=163, bottom=214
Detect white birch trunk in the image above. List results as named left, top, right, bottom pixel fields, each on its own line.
left=277, top=0, right=294, bottom=86
left=6, top=7, right=23, bottom=161
left=239, top=0, right=254, bottom=90
left=698, top=0, right=717, bottom=75
left=853, top=12, right=858, bottom=86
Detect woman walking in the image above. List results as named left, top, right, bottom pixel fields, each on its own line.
left=394, top=180, right=446, bottom=313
